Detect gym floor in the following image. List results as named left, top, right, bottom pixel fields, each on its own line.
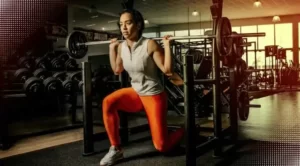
left=1, top=91, right=300, bottom=166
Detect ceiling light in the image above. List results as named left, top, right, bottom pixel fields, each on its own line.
left=91, top=15, right=99, bottom=19
left=144, top=19, right=149, bottom=24
left=192, top=10, right=199, bottom=16
left=73, top=20, right=76, bottom=23
left=86, top=24, right=96, bottom=27
left=253, top=0, right=262, bottom=7
left=102, top=27, right=105, bottom=30
left=272, top=16, right=281, bottom=22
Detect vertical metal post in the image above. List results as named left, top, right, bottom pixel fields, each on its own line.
left=184, top=54, right=196, bottom=166
left=229, top=69, right=238, bottom=141
left=82, top=62, right=94, bottom=156
left=119, top=72, right=128, bottom=145
left=212, top=37, right=223, bottom=157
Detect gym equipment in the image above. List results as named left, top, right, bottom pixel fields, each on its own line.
left=53, top=72, right=75, bottom=93
left=14, top=68, right=44, bottom=96
left=68, top=71, right=83, bottom=91
left=33, top=68, right=62, bottom=94
left=65, top=17, right=265, bottom=59
left=57, top=52, right=78, bottom=71
left=232, top=32, right=245, bottom=58
left=35, top=56, right=50, bottom=69
left=18, top=57, right=35, bottom=69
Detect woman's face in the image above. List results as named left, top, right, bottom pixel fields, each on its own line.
left=119, top=12, right=139, bottom=40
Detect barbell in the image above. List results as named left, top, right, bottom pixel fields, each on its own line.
left=65, top=17, right=265, bottom=59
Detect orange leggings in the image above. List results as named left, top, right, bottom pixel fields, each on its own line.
left=102, top=87, right=184, bottom=152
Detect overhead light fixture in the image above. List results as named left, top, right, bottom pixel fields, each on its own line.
left=192, top=10, right=199, bottom=16
left=144, top=19, right=149, bottom=24
left=86, top=24, right=96, bottom=27
left=73, top=20, right=76, bottom=23
left=91, top=15, right=99, bottom=19
left=102, top=27, right=105, bottom=30
left=272, top=16, right=281, bottom=22
left=253, top=0, right=262, bottom=7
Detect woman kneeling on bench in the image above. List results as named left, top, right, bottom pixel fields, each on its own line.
left=99, top=9, right=185, bottom=166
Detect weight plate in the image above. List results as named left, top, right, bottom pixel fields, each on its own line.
left=69, top=71, right=82, bottom=81
left=66, top=31, right=88, bottom=59
left=35, top=57, right=49, bottom=69
left=18, top=57, right=34, bottom=69
left=58, top=52, right=70, bottom=62
left=33, top=68, right=49, bottom=79
left=23, top=77, right=44, bottom=96
left=78, top=81, right=83, bottom=91
left=51, top=58, right=64, bottom=70
left=232, top=32, right=244, bottom=58
left=238, top=91, right=250, bottom=121
left=14, top=68, right=31, bottom=81
left=53, top=72, right=66, bottom=80
left=65, top=58, right=78, bottom=70
left=216, top=17, right=233, bottom=56
left=43, top=77, right=62, bottom=94
left=234, top=58, right=248, bottom=85
left=62, top=80, right=74, bottom=93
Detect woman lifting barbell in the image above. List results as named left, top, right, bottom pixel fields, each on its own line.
left=99, top=9, right=185, bottom=166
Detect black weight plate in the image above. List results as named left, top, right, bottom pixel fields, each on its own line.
left=51, top=58, right=64, bottom=70
left=14, top=68, right=31, bottom=81
left=33, top=68, right=49, bottom=78
left=18, top=57, right=34, bottom=69
left=69, top=71, right=82, bottom=81
left=23, top=77, right=44, bottom=95
left=43, top=77, right=62, bottom=93
left=53, top=72, right=66, bottom=80
left=62, top=80, right=74, bottom=93
left=58, top=52, right=70, bottom=62
left=78, top=81, right=83, bottom=91
left=216, top=17, right=233, bottom=56
left=65, top=58, right=78, bottom=70
left=66, top=31, right=88, bottom=59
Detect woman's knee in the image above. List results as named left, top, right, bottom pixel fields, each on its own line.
left=102, top=95, right=117, bottom=113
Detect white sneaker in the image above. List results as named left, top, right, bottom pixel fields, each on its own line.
left=99, top=146, right=124, bottom=166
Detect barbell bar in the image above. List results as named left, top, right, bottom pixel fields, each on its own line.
left=65, top=17, right=265, bottom=59
left=75, top=33, right=265, bottom=46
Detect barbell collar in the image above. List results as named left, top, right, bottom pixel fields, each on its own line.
left=77, top=32, right=266, bottom=47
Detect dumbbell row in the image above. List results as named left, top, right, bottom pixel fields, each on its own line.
left=13, top=68, right=84, bottom=96
left=18, top=51, right=78, bottom=71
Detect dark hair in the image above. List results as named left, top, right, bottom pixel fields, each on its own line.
left=118, top=9, right=145, bottom=38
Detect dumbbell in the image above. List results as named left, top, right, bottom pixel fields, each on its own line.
left=57, top=52, right=78, bottom=71
left=14, top=68, right=44, bottom=96
left=33, top=68, right=62, bottom=94
left=53, top=72, right=75, bottom=94
left=18, top=57, right=35, bottom=69
left=68, top=71, right=83, bottom=91
left=43, top=52, right=64, bottom=70
left=35, top=56, right=51, bottom=69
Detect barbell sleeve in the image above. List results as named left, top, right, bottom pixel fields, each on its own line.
left=77, top=32, right=266, bottom=47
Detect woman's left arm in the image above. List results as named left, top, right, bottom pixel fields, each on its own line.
left=149, top=36, right=173, bottom=76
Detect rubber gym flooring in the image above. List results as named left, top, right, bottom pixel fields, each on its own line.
left=2, top=91, right=300, bottom=166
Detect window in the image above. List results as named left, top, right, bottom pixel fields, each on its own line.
left=275, top=23, right=292, bottom=48
left=232, top=26, right=241, bottom=33
left=175, top=30, right=189, bottom=43
left=257, top=24, right=274, bottom=50
left=241, top=25, right=257, bottom=50
left=286, top=50, right=293, bottom=63
left=189, top=29, right=204, bottom=42
left=143, top=32, right=157, bottom=38
left=160, top=31, right=174, bottom=37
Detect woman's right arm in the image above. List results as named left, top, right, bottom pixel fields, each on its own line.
left=109, top=42, right=124, bottom=75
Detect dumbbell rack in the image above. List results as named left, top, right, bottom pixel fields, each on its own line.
left=0, top=50, right=83, bottom=150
